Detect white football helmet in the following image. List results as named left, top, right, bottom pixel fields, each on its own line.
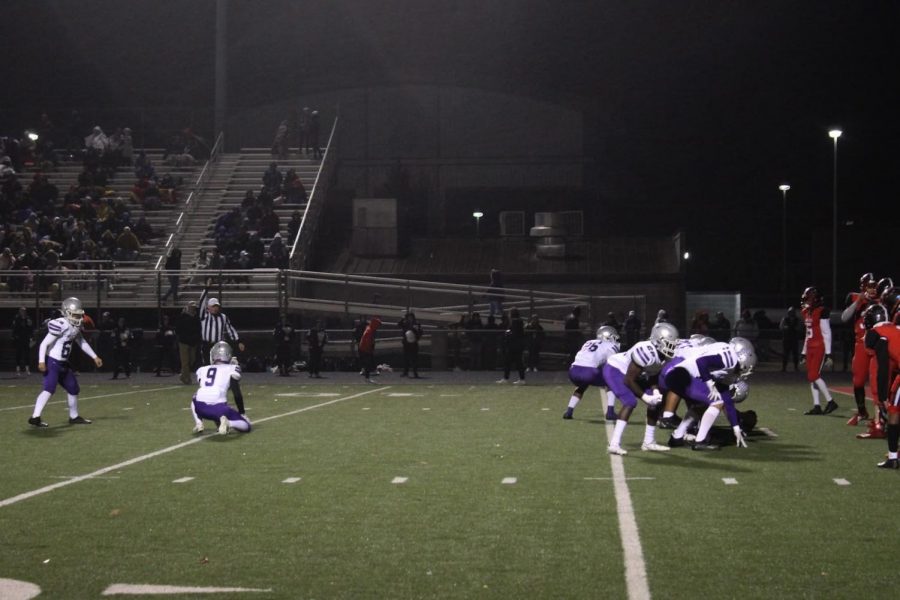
left=729, top=337, right=757, bottom=376
left=61, top=297, right=84, bottom=327
left=210, top=341, right=233, bottom=364
left=650, top=322, right=679, bottom=359
left=730, top=379, right=750, bottom=403
left=596, top=325, right=619, bottom=343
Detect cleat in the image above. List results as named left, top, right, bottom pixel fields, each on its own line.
left=28, top=416, right=49, bottom=428
left=804, top=405, right=824, bottom=415
left=606, top=445, right=628, bottom=456
left=877, top=458, right=899, bottom=469
left=562, top=410, right=573, bottom=420
left=658, top=416, right=681, bottom=429
left=668, top=436, right=686, bottom=448
left=641, top=442, right=671, bottom=452
left=218, top=415, right=230, bottom=435
left=192, top=423, right=204, bottom=434
left=847, top=412, right=869, bottom=426
left=823, top=400, right=839, bottom=415
left=513, top=379, right=525, bottom=385
left=496, top=378, right=509, bottom=384
left=857, top=427, right=886, bottom=440
left=605, top=409, right=618, bottom=421
left=68, top=416, right=92, bottom=425
left=691, top=439, right=720, bottom=451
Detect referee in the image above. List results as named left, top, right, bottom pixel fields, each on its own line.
left=198, top=287, right=245, bottom=364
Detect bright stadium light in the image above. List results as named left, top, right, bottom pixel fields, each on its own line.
left=828, top=129, right=842, bottom=139
left=26, top=131, right=39, bottom=141
left=780, top=183, right=791, bottom=303
left=683, top=251, right=691, bottom=260
left=779, top=184, right=791, bottom=192
left=473, top=211, right=484, bottom=237
left=829, top=128, right=841, bottom=305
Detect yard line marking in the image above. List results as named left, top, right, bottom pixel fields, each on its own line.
left=123, top=407, right=134, bottom=411
left=604, top=423, right=651, bottom=600
left=439, top=394, right=461, bottom=397
left=362, top=407, right=371, bottom=411
left=541, top=408, right=550, bottom=411
left=759, top=427, right=779, bottom=438
left=787, top=408, right=797, bottom=411
left=392, top=477, right=408, bottom=484
left=275, top=392, right=340, bottom=398
left=282, top=477, right=302, bottom=484
left=172, top=477, right=194, bottom=484
left=0, top=578, right=41, bottom=599
left=0, top=387, right=391, bottom=509
left=102, top=583, right=272, bottom=595
left=422, top=407, right=431, bottom=411
left=584, top=477, right=656, bottom=481
left=501, top=477, right=517, bottom=484
left=833, top=478, right=851, bottom=486
left=722, top=478, right=739, bottom=485
left=481, top=408, right=490, bottom=411
left=388, top=393, right=422, bottom=397
left=0, top=386, right=183, bottom=412
left=51, top=475, right=119, bottom=480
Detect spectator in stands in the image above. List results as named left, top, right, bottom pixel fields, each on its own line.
left=655, top=309, right=669, bottom=324
left=12, top=306, right=34, bottom=376
left=268, top=233, right=287, bottom=268
left=161, top=248, right=182, bottom=303
left=258, top=208, right=280, bottom=239
left=525, top=314, right=544, bottom=372
left=735, top=309, right=759, bottom=342
left=602, top=311, right=622, bottom=334
left=271, top=119, right=289, bottom=160
left=111, top=316, right=133, bottom=379
left=710, top=311, right=731, bottom=342
left=287, top=210, right=303, bottom=243
left=309, top=110, right=321, bottom=159
left=134, top=150, right=156, bottom=180
left=306, top=320, right=328, bottom=378
left=486, top=268, right=504, bottom=317
left=780, top=306, right=803, bottom=372
left=246, top=233, right=265, bottom=268
left=154, top=314, right=178, bottom=376
left=262, top=162, right=283, bottom=195
left=176, top=300, right=200, bottom=384
left=115, top=226, right=141, bottom=261
left=84, top=126, right=109, bottom=154
left=564, top=306, right=582, bottom=364
left=283, top=169, right=307, bottom=203
left=120, top=128, right=134, bottom=165
left=690, top=310, right=710, bottom=336
left=298, top=107, right=310, bottom=155
left=133, top=216, right=154, bottom=244
left=273, top=317, right=296, bottom=376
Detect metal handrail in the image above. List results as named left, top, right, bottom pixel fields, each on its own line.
left=289, top=115, right=339, bottom=265
left=154, top=131, right=225, bottom=270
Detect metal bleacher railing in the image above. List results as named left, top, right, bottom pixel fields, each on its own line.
left=154, top=132, right=225, bottom=270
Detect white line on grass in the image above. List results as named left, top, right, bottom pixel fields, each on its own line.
left=759, top=428, right=778, bottom=438
left=501, top=477, right=517, bottom=484
left=604, top=423, right=651, bottom=600
left=282, top=477, right=302, bottom=484
left=0, top=386, right=183, bottom=412
left=172, top=477, right=194, bottom=484
left=392, top=477, right=408, bottom=484
left=833, top=478, right=851, bottom=486
left=584, top=477, right=656, bottom=481
left=722, top=478, right=738, bottom=485
left=102, top=583, right=272, bottom=595
left=0, top=387, right=391, bottom=509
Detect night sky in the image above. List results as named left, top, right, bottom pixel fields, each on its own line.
left=2, top=1, right=897, bottom=299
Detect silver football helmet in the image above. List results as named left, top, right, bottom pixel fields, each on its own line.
left=596, top=325, right=620, bottom=343
left=730, top=379, right=750, bottom=403
left=209, top=341, right=233, bottom=364
left=650, top=322, right=679, bottom=359
left=61, top=297, right=84, bottom=327
left=729, top=337, right=757, bottom=376
left=689, top=334, right=715, bottom=347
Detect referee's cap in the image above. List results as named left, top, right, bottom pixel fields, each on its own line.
left=207, top=297, right=221, bottom=307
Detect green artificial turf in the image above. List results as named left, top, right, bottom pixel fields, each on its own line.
left=1, top=375, right=898, bottom=599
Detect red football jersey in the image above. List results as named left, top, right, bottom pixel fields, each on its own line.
left=802, top=305, right=829, bottom=348
left=846, top=292, right=876, bottom=344
left=871, top=323, right=900, bottom=370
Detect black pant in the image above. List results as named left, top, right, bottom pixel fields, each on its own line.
left=308, top=349, right=323, bottom=376
left=14, top=340, right=30, bottom=369
left=504, top=347, right=525, bottom=380
left=113, top=348, right=132, bottom=378
left=402, top=343, right=419, bottom=376
left=359, top=351, right=375, bottom=378
left=782, top=340, right=799, bottom=371
left=276, top=342, right=293, bottom=376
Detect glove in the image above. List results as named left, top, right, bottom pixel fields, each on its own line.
left=733, top=425, right=748, bottom=448
left=706, top=380, right=722, bottom=403
left=799, top=354, right=806, bottom=366
left=641, top=391, right=662, bottom=407
left=823, top=354, right=833, bottom=369
left=230, top=357, right=240, bottom=365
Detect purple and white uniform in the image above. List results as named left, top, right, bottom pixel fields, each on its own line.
left=39, top=317, right=97, bottom=395
left=191, top=363, right=251, bottom=430
left=660, top=342, right=742, bottom=427
left=603, top=341, right=664, bottom=408
left=568, top=338, right=619, bottom=388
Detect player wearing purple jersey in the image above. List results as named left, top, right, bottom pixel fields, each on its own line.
left=28, top=298, right=103, bottom=428
left=602, top=323, right=679, bottom=455
left=191, top=341, right=251, bottom=435
left=563, top=326, right=620, bottom=420
left=664, top=337, right=756, bottom=450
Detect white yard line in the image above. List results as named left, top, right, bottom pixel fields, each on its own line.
left=0, top=386, right=183, bottom=412
left=604, top=423, right=651, bottom=600
left=102, top=584, right=272, bottom=595
left=0, top=387, right=390, bottom=509
left=833, top=478, right=851, bottom=486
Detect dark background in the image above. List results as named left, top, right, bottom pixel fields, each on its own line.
left=2, top=1, right=897, bottom=300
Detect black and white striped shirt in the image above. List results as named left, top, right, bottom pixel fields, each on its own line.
left=198, top=289, right=240, bottom=344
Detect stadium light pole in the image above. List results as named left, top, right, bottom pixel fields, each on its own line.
left=779, top=184, right=791, bottom=305
left=473, top=211, right=483, bottom=237
left=828, top=129, right=842, bottom=306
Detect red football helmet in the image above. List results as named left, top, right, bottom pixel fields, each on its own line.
left=876, top=277, right=894, bottom=299
left=859, top=272, right=877, bottom=299
left=881, top=286, right=899, bottom=320
left=801, top=286, right=822, bottom=309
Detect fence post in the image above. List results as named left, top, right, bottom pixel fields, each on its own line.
left=95, top=269, right=102, bottom=314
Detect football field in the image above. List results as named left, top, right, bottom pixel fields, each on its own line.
left=1, top=370, right=898, bottom=599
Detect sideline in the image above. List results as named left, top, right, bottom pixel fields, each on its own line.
left=0, top=387, right=390, bottom=509
left=605, top=423, right=651, bottom=600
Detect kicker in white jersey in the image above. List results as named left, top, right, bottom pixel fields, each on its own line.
left=194, top=363, right=242, bottom=405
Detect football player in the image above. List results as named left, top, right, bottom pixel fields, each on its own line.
left=880, top=281, right=898, bottom=324
left=800, top=287, right=838, bottom=415
left=29, top=297, right=103, bottom=428
left=658, top=334, right=715, bottom=428
left=862, top=305, right=900, bottom=469
left=663, top=337, right=756, bottom=450
left=191, top=341, right=251, bottom=435
left=563, top=326, right=620, bottom=420
left=601, top=322, right=679, bottom=455
left=841, top=273, right=880, bottom=425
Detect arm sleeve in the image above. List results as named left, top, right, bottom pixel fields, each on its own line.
left=695, top=354, right=726, bottom=381
left=722, top=392, right=740, bottom=428
left=840, top=297, right=860, bottom=323
left=223, top=314, right=239, bottom=341
left=820, top=317, right=832, bottom=353
left=77, top=334, right=98, bottom=359
left=38, top=331, right=57, bottom=363
left=229, top=377, right=245, bottom=414
left=198, top=287, right=209, bottom=318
